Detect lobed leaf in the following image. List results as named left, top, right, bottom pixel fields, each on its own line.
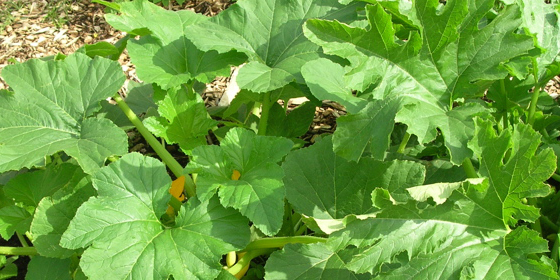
left=143, top=88, right=218, bottom=154
left=184, top=0, right=364, bottom=92
left=0, top=53, right=127, bottom=174
left=61, top=153, right=250, bottom=280
left=105, top=0, right=247, bottom=89
left=469, top=119, right=556, bottom=226
left=303, top=0, right=535, bottom=163
left=282, top=136, right=425, bottom=233
left=188, top=128, right=293, bottom=236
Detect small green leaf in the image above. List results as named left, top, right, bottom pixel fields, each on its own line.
left=144, top=88, right=218, bottom=153
left=189, top=128, right=293, bottom=236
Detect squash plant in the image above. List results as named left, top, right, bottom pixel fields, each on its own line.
left=2, top=0, right=560, bottom=279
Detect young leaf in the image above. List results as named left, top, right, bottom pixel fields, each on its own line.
left=184, top=0, right=364, bottom=92
left=265, top=243, right=370, bottom=280
left=303, top=0, right=534, bottom=163
left=188, top=128, right=293, bottom=236
left=0, top=53, right=127, bottom=174
left=143, top=88, right=218, bottom=153
left=61, top=153, right=250, bottom=280
left=105, top=0, right=246, bottom=89
left=282, top=136, right=424, bottom=233
left=468, top=119, right=556, bottom=226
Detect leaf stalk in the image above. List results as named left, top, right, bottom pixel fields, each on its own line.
left=397, top=132, right=411, bottom=154
left=258, top=92, right=272, bottom=135
left=527, top=58, right=541, bottom=126
left=243, top=236, right=327, bottom=251
left=0, top=246, right=37, bottom=256
left=113, top=94, right=196, bottom=197
left=462, top=158, right=477, bottom=178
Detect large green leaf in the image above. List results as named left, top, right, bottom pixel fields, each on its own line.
left=105, top=0, right=246, bottom=89
left=188, top=128, right=293, bottom=236
left=184, top=0, right=364, bottom=92
left=468, top=119, right=555, bottom=226
left=30, top=177, right=95, bottom=258
left=0, top=53, right=127, bottom=174
left=303, top=0, right=535, bottom=163
left=265, top=243, right=370, bottom=280
left=25, top=257, right=72, bottom=280
left=320, top=120, right=557, bottom=278
left=60, top=153, right=250, bottom=280
left=327, top=186, right=557, bottom=279
left=144, top=89, right=217, bottom=154
left=282, top=136, right=424, bottom=233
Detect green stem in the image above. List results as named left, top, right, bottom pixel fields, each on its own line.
left=552, top=234, right=560, bottom=265
left=227, top=248, right=274, bottom=276
left=528, top=59, right=540, bottom=126
left=16, top=232, right=29, bottom=248
left=500, top=79, right=508, bottom=130
left=540, top=215, right=559, bottom=232
left=551, top=173, right=560, bottom=183
left=294, top=224, right=308, bottom=236
left=397, top=132, right=411, bottom=154
left=0, top=246, right=37, bottom=256
left=243, top=236, right=327, bottom=251
left=258, top=92, right=272, bottom=136
left=113, top=94, right=196, bottom=198
left=462, top=158, right=478, bottom=178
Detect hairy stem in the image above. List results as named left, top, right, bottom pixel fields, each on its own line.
left=113, top=94, right=196, bottom=197
left=258, top=92, right=272, bottom=135
left=0, top=246, right=37, bottom=256
left=462, top=158, right=478, bottom=178
left=397, top=132, right=411, bottom=154
left=541, top=215, right=559, bottom=232
left=551, top=173, right=560, bottom=183
left=243, top=236, right=327, bottom=251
